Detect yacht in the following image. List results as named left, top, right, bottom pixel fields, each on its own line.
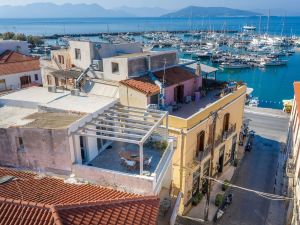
left=243, top=25, right=257, bottom=31
left=249, top=97, right=259, bottom=107
left=220, top=62, right=251, bottom=69
left=260, top=58, right=288, bottom=67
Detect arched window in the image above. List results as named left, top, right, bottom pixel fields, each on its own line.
left=223, top=113, right=230, bottom=134
left=196, top=130, right=205, bottom=157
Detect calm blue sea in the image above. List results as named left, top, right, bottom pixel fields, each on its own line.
left=0, top=16, right=299, bottom=109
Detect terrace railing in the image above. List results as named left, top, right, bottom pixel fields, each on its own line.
left=223, top=123, right=237, bottom=140
left=154, top=141, right=173, bottom=183
left=196, top=144, right=213, bottom=162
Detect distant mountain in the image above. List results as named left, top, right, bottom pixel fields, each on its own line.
left=253, top=8, right=300, bottom=16
left=113, top=6, right=172, bottom=17
left=0, top=3, right=134, bottom=18
left=161, top=6, right=261, bottom=18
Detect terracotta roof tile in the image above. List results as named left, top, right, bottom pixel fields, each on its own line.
left=120, top=76, right=160, bottom=96
left=0, top=50, right=40, bottom=76
left=0, top=167, right=159, bottom=225
left=120, top=66, right=196, bottom=96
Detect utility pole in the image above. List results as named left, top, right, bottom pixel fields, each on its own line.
left=204, top=111, right=218, bottom=221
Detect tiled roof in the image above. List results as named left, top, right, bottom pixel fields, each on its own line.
left=294, top=82, right=300, bottom=119
left=120, top=76, right=160, bottom=96
left=0, top=167, right=159, bottom=225
left=0, top=50, right=40, bottom=76
left=120, top=66, right=196, bottom=96
left=153, top=66, right=196, bottom=86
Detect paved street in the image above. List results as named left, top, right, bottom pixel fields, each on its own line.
left=217, top=108, right=289, bottom=225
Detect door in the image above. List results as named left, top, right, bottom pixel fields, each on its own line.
left=174, top=85, right=184, bottom=103
left=201, top=160, right=210, bottom=193
left=20, top=76, right=31, bottom=88
left=196, top=131, right=205, bottom=158
left=192, top=168, right=201, bottom=196
left=80, top=136, right=88, bottom=163
left=55, top=77, right=59, bottom=87
left=0, top=79, right=6, bottom=91
left=218, top=146, right=225, bottom=173
left=231, top=135, right=237, bottom=162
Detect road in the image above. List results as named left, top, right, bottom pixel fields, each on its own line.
left=217, top=109, right=289, bottom=225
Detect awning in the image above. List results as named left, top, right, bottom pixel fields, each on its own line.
left=76, top=103, right=168, bottom=145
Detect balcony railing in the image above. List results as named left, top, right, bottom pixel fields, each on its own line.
left=196, top=144, right=212, bottom=162
left=214, top=134, right=224, bottom=148
left=286, top=156, right=296, bottom=177
left=223, top=123, right=237, bottom=140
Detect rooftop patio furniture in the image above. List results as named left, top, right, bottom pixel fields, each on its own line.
left=124, top=159, right=137, bottom=171
left=144, top=156, right=153, bottom=169
left=159, top=197, right=171, bottom=216
left=184, top=95, right=192, bottom=104
left=119, top=151, right=149, bottom=163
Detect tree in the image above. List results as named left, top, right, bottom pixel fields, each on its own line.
left=27, top=35, right=44, bottom=46
left=2, top=32, right=15, bottom=40
left=13, top=33, right=27, bottom=41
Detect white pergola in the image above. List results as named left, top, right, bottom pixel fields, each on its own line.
left=76, top=103, right=168, bottom=175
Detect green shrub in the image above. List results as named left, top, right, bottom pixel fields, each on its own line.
left=233, top=159, right=238, bottom=167
left=222, top=179, right=230, bottom=191
left=215, top=193, right=224, bottom=207
left=192, top=192, right=203, bottom=205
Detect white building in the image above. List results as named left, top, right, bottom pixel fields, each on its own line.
left=286, top=82, right=300, bottom=225
left=0, top=40, right=29, bottom=55
left=0, top=50, right=41, bottom=92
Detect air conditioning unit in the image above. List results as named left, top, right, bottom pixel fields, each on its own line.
left=71, top=89, right=80, bottom=96
left=92, top=59, right=103, bottom=71
left=48, top=85, right=56, bottom=93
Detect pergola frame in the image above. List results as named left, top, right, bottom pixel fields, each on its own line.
left=76, top=103, right=168, bottom=175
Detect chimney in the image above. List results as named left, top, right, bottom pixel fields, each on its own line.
left=195, top=62, right=202, bottom=77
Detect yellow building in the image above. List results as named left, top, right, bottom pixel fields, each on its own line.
left=118, top=61, right=247, bottom=214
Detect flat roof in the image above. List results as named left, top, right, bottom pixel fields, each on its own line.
left=42, top=93, right=117, bottom=114
left=22, top=112, right=83, bottom=129
left=113, top=50, right=176, bottom=59
left=0, top=106, right=37, bottom=128
left=0, top=87, right=70, bottom=108
left=185, top=63, right=219, bottom=74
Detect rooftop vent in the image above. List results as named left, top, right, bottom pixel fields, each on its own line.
left=48, top=85, right=57, bottom=93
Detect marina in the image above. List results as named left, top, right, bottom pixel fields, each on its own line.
left=2, top=16, right=300, bottom=110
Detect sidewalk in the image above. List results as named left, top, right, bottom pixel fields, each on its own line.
left=187, top=166, right=236, bottom=221
left=265, top=143, right=288, bottom=225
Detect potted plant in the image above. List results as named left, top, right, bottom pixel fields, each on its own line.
left=215, top=193, right=224, bottom=207
left=192, top=192, right=203, bottom=206
left=222, top=179, right=230, bottom=191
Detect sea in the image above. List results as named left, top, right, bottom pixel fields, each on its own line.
left=1, top=16, right=300, bottom=109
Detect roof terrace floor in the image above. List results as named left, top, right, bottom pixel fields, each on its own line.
left=88, top=141, right=163, bottom=175
left=170, top=89, right=222, bottom=119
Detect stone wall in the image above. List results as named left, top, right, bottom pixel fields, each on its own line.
left=0, top=127, right=72, bottom=175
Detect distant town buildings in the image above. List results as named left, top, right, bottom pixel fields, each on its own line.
left=0, top=40, right=41, bottom=92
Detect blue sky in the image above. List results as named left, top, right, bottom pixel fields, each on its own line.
left=0, top=0, right=298, bottom=11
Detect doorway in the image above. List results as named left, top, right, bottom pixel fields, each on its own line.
left=0, top=79, right=6, bottom=91
left=20, top=76, right=31, bottom=88
left=218, top=146, right=225, bottom=173
left=80, top=136, right=88, bottom=163
left=174, top=85, right=184, bottom=103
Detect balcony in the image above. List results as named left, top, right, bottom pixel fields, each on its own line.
left=223, top=123, right=237, bottom=140
left=195, top=144, right=213, bottom=162
left=214, top=134, right=224, bottom=148
left=286, top=156, right=296, bottom=178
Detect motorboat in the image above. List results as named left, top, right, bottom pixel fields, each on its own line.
left=243, top=25, right=256, bottom=31
left=220, top=62, right=251, bottom=69
left=260, top=58, right=288, bottom=67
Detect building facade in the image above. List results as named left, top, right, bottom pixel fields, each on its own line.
left=286, top=82, right=300, bottom=225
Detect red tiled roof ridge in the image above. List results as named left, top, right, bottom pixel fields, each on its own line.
left=0, top=196, right=52, bottom=209
left=51, top=195, right=159, bottom=211
left=0, top=50, right=39, bottom=63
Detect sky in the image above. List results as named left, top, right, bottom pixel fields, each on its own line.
left=0, top=0, right=298, bottom=12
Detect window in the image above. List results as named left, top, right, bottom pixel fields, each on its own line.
left=112, top=62, right=119, bottom=73
left=16, top=137, right=24, bottom=150
left=58, top=55, right=64, bottom=64
left=75, top=48, right=81, bottom=60
left=196, top=131, right=205, bottom=158
left=223, top=113, right=230, bottom=134
left=34, top=74, right=39, bottom=81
